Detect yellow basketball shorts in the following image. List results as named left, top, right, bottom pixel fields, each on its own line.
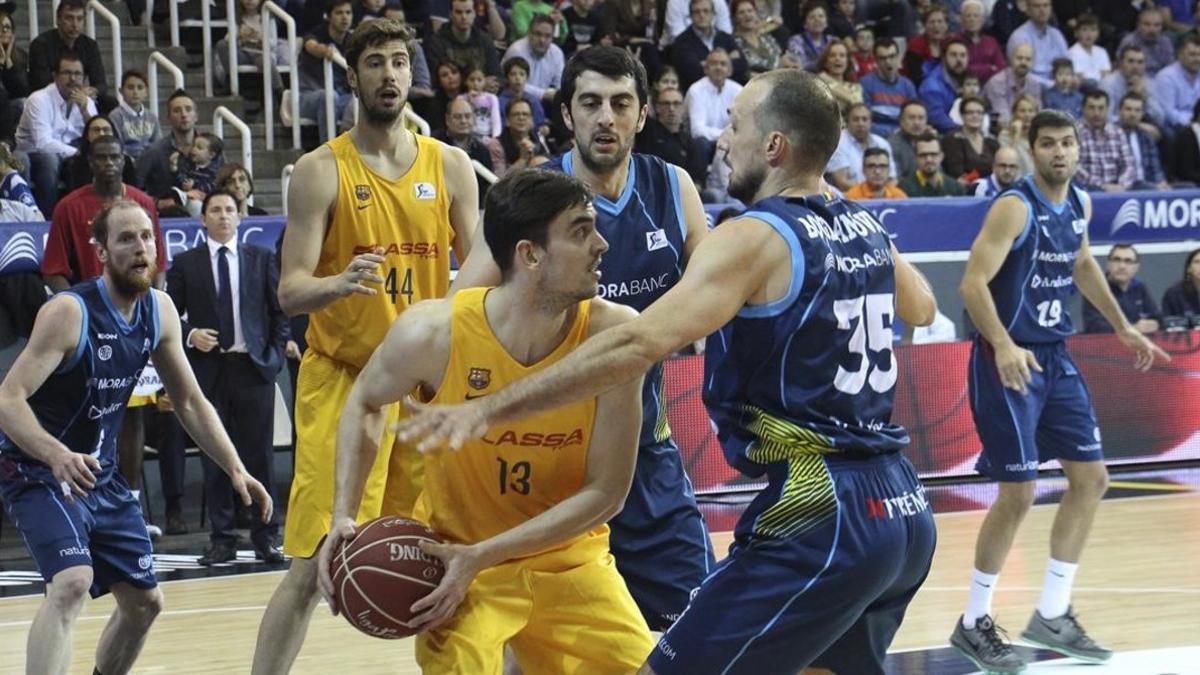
left=282, top=350, right=421, bottom=557
left=416, top=550, right=655, bottom=674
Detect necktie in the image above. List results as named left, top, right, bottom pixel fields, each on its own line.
left=217, top=246, right=235, bottom=351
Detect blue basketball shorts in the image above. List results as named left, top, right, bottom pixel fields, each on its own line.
left=0, top=458, right=156, bottom=597
left=647, top=452, right=937, bottom=675
left=609, top=438, right=716, bottom=631
left=969, top=338, right=1105, bottom=482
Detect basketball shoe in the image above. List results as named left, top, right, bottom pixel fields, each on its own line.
left=950, top=614, right=1026, bottom=673
left=1021, top=606, right=1112, bottom=663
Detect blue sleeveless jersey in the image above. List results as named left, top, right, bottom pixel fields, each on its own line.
left=988, top=177, right=1088, bottom=344
left=544, top=152, right=688, bottom=446
left=704, top=193, right=909, bottom=476
left=0, top=278, right=161, bottom=486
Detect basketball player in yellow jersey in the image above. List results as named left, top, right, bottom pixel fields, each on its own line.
left=251, top=18, right=480, bottom=674
left=316, top=169, right=655, bottom=673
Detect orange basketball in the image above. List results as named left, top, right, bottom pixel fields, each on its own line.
left=330, top=516, right=446, bottom=639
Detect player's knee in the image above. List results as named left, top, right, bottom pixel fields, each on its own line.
left=125, top=588, right=164, bottom=628
left=46, top=568, right=93, bottom=614
left=995, top=481, right=1036, bottom=516
left=283, top=557, right=321, bottom=600
left=1069, top=467, right=1109, bottom=499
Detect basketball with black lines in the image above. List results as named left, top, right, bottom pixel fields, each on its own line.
left=330, top=516, right=446, bottom=639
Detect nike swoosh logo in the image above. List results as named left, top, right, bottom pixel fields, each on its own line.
left=465, top=393, right=487, bottom=400
left=357, top=203, right=370, bottom=210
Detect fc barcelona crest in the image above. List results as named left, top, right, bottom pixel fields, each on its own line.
left=355, top=184, right=372, bottom=202
left=467, top=367, right=491, bottom=390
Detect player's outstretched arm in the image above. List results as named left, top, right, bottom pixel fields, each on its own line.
left=892, top=243, right=937, bottom=327
left=450, top=218, right=502, bottom=291
left=443, top=145, right=480, bottom=265
left=410, top=301, right=645, bottom=632
left=397, top=216, right=782, bottom=452
left=317, top=300, right=450, bottom=613
left=960, top=195, right=1044, bottom=393
left=0, top=296, right=100, bottom=497
left=278, top=148, right=387, bottom=315
left=151, top=292, right=273, bottom=522
left=676, top=165, right=710, bottom=263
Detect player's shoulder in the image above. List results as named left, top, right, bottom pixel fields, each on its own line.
left=587, top=297, right=638, bottom=337
left=294, top=143, right=337, bottom=175
left=390, top=298, right=453, bottom=347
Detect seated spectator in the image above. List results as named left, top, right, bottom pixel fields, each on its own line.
left=0, top=10, right=29, bottom=141
left=996, top=93, right=1038, bottom=175
left=214, top=162, right=268, bottom=216
left=664, top=0, right=733, bottom=43
left=655, top=66, right=681, bottom=95
left=135, top=89, right=197, bottom=211
left=671, top=0, right=747, bottom=91
left=732, top=0, right=781, bottom=76
left=510, top=0, right=568, bottom=42
left=1117, top=6, right=1175, bottom=76
left=503, top=14, right=566, bottom=106
left=108, top=70, right=161, bottom=161
left=899, top=133, right=966, bottom=196
left=174, top=132, right=225, bottom=210
left=27, top=0, right=112, bottom=110
left=1161, top=248, right=1200, bottom=317
left=1168, top=99, right=1200, bottom=184
left=1116, top=93, right=1169, bottom=190
left=1153, top=33, right=1200, bottom=134
left=827, top=0, right=858, bottom=39
left=905, top=4, right=953, bottom=84
left=888, top=100, right=928, bottom=179
left=971, top=145, right=1023, bottom=196
left=636, top=87, right=704, bottom=183
left=563, top=0, right=606, bottom=56
left=424, top=0, right=502, bottom=86
left=1078, top=89, right=1137, bottom=192
left=428, top=60, right=465, bottom=135
left=495, top=97, right=550, bottom=175
left=14, top=52, right=96, bottom=215
left=860, top=38, right=917, bottom=138
left=817, top=42, right=863, bottom=113
left=1068, top=13, right=1111, bottom=84
left=215, top=0, right=285, bottom=91
left=958, top=0, right=1005, bottom=84
left=919, top=38, right=969, bottom=133
left=786, top=2, right=834, bottom=72
left=1006, top=0, right=1068, bottom=83
left=685, top=49, right=742, bottom=168
left=461, top=65, right=502, bottom=137
left=1083, top=244, right=1161, bottom=334
left=435, top=97, right=497, bottom=198
left=948, top=73, right=991, bottom=135
left=845, top=147, right=908, bottom=200
left=1043, top=58, right=1083, bottom=119
left=827, top=102, right=895, bottom=191
left=1102, top=45, right=1166, bottom=129
left=298, top=0, right=354, bottom=142
left=942, top=95, right=998, bottom=182
left=601, top=0, right=658, bottom=55
left=498, top=57, right=546, bottom=128
left=851, top=26, right=877, bottom=79
left=65, top=115, right=137, bottom=192
left=353, top=0, right=386, bottom=24
left=988, top=0, right=1028, bottom=47
left=0, top=141, right=40, bottom=218
left=983, top=42, right=1042, bottom=126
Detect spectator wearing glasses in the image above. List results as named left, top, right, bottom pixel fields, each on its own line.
left=1083, top=245, right=1161, bottom=334
left=899, top=133, right=966, bottom=197
left=845, top=147, right=908, bottom=200
left=942, top=96, right=999, bottom=184
left=827, top=102, right=895, bottom=191
left=27, top=0, right=111, bottom=109
left=636, top=87, right=703, bottom=182
left=971, top=146, right=1023, bottom=197
left=860, top=38, right=917, bottom=138
left=503, top=14, right=566, bottom=106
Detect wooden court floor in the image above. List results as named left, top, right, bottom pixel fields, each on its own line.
left=1, top=492, right=1196, bottom=674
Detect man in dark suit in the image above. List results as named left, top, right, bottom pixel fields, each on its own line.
left=166, top=190, right=294, bottom=564
left=669, top=0, right=747, bottom=91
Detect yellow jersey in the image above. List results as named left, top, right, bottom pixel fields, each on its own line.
left=306, top=132, right=455, bottom=370
left=415, top=288, right=608, bottom=569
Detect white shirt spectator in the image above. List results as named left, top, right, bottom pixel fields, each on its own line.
left=1068, top=42, right=1112, bottom=82
left=14, top=82, right=98, bottom=157
left=685, top=76, right=741, bottom=141
left=503, top=38, right=565, bottom=101
left=827, top=129, right=897, bottom=184
left=0, top=198, right=43, bottom=222
left=186, top=236, right=248, bottom=353
left=1007, top=21, right=1068, bottom=82
left=665, top=0, right=733, bottom=42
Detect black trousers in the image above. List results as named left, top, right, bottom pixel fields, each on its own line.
left=199, top=352, right=279, bottom=544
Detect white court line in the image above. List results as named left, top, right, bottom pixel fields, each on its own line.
left=0, top=604, right=271, bottom=629
left=919, top=585, right=1200, bottom=595
left=929, top=489, right=1200, bottom=517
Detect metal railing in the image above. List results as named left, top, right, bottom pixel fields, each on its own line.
left=85, top=0, right=121, bottom=90
left=281, top=163, right=294, bottom=216
left=144, top=0, right=155, bottom=47
left=147, top=51, right=185, bottom=121
left=26, top=0, right=39, bottom=43
left=201, top=0, right=237, bottom=97
left=324, top=52, right=347, bottom=141
left=261, top=1, right=300, bottom=150
left=213, top=105, right=253, bottom=178
left=169, top=0, right=179, bottom=47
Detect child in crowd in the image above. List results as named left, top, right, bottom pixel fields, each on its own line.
left=108, top=69, right=162, bottom=160
left=498, top=57, right=546, bottom=127
left=950, top=74, right=991, bottom=134
left=852, top=26, right=877, bottom=79
left=0, top=142, right=42, bottom=218
left=462, top=65, right=502, bottom=138
left=1043, top=58, right=1083, bottom=119
left=174, top=132, right=224, bottom=209
left=1068, top=13, right=1111, bottom=84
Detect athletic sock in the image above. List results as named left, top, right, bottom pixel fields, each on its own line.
left=1036, top=558, right=1078, bottom=619
left=963, top=569, right=1000, bottom=629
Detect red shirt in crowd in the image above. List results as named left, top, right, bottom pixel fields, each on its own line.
left=41, top=184, right=167, bottom=283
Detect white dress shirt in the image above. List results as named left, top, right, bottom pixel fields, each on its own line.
left=502, top=38, right=565, bottom=101
left=685, top=76, right=742, bottom=141
left=665, top=0, right=733, bottom=42
left=14, top=82, right=98, bottom=157
left=827, top=129, right=897, bottom=183
left=187, top=235, right=247, bottom=353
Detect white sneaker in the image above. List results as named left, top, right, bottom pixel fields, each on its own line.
left=145, top=523, right=162, bottom=540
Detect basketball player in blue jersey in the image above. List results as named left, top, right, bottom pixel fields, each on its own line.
left=454, top=46, right=715, bottom=631
left=401, top=69, right=941, bottom=674
left=0, top=201, right=273, bottom=675
left=949, top=110, right=1169, bottom=673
